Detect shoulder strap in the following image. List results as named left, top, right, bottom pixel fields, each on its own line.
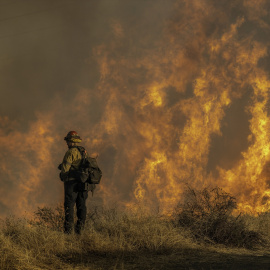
left=75, top=146, right=86, bottom=159
left=70, top=146, right=86, bottom=159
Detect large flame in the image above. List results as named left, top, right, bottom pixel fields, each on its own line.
left=0, top=0, right=270, bottom=216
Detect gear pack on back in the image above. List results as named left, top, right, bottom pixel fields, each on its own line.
left=75, top=146, right=102, bottom=192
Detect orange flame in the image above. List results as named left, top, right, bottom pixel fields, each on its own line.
left=0, top=0, right=270, bottom=217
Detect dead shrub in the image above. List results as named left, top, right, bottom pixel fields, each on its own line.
left=173, top=186, right=266, bottom=249
left=32, top=204, right=64, bottom=231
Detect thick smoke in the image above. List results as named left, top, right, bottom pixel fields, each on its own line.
left=0, top=0, right=270, bottom=217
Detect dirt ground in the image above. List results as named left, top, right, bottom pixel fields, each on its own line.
left=60, top=248, right=270, bottom=270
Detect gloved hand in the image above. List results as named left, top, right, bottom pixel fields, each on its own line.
left=59, top=171, right=69, bottom=182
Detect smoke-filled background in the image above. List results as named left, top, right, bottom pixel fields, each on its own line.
left=0, top=0, right=270, bottom=217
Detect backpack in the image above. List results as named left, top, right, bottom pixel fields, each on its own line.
left=75, top=146, right=102, bottom=192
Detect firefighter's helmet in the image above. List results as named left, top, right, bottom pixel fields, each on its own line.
left=64, top=131, right=82, bottom=143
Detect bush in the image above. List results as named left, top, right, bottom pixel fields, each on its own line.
left=32, top=204, right=64, bottom=231
left=173, top=186, right=266, bottom=249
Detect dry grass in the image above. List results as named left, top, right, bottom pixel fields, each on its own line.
left=0, top=188, right=269, bottom=269
left=0, top=206, right=197, bottom=269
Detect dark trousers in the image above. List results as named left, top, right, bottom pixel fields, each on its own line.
left=64, top=180, right=88, bottom=234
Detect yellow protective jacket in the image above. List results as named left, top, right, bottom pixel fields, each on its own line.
left=60, top=147, right=84, bottom=181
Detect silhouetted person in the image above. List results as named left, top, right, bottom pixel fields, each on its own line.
left=59, top=131, right=88, bottom=234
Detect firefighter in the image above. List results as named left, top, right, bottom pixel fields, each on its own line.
left=59, top=131, right=88, bottom=234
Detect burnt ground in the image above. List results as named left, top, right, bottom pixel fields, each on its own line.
left=59, top=248, right=270, bottom=270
